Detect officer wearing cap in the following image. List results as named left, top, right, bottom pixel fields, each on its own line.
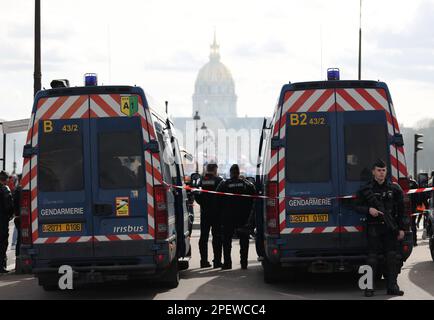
left=195, top=163, right=224, bottom=268
left=0, top=171, right=14, bottom=273
left=355, top=159, right=407, bottom=297
left=216, top=164, right=256, bottom=270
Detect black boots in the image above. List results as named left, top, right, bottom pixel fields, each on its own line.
left=221, top=262, right=232, bottom=270
left=387, top=285, right=404, bottom=296
left=200, top=260, right=211, bottom=268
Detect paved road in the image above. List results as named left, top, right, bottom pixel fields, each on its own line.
left=1, top=224, right=433, bottom=300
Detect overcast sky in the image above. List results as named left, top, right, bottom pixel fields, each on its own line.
left=1, top=0, right=434, bottom=127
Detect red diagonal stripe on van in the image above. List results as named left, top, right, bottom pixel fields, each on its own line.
left=148, top=225, right=155, bottom=238
left=308, top=89, right=334, bottom=112
left=40, top=96, right=69, bottom=120
left=107, top=235, right=120, bottom=241
left=89, top=109, right=97, bottom=118
left=288, top=90, right=316, bottom=113
left=283, top=90, right=295, bottom=105
left=67, top=237, right=80, bottom=243
left=90, top=95, right=119, bottom=117
left=46, top=237, right=59, bottom=244
left=356, top=88, right=397, bottom=129
left=377, top=88, right=388, bottom=100
left=334, top=103, right=345, bottom=112
left=291, top=228, right=305, bottom=234
left=36, top=97, right=48, bottom=110
left=279, top=220, right=286, bottom=231
left=129, top=234, right=143, bottom=241
left=32, top=230, right=38, bottom=242
left=336, top=89, right=366, bottom=111
left=62, top=95, right=88, bottom=119
left=110, top=94, right=121, bottom=105
left=390, top=154, right=406, bottom=175
left=269, top=157, right=284, bottom=181
left=153, top=168, right=163, bottom=184
left=313, top=227, right=326, bottom=234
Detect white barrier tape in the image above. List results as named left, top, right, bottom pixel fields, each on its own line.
left=164, top=182, right=434, bottom=201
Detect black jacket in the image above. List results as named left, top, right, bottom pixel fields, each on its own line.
left=195, top=174, right=223, bottom=222
left=216, top=178, right=256, bottom=228
left=355, top=179, right=407, bottom=231
left=0, top=184, right=13, bottom=221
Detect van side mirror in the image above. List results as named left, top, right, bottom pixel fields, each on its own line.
left=144, top=140, right=160, bottom=153
left=391, top=133, right=404, bottom=147
left=23, top=144, right=37, bottom=158
left=271, top=137, right=284, bottom=150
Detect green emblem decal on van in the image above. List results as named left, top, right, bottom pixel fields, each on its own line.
left=121, top=96, right=139, bottom=116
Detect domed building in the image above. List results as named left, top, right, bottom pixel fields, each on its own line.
left=173, top=34, right=263, bottom=176
left=192, top=35, right=237, bottom=118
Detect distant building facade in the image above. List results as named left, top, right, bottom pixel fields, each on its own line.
left=173, top=34, right=263, bottom=176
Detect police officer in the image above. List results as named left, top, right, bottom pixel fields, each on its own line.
left=356, top=160, right=407, bottom=297
left=0, top=171, right=14, bottom=273
left=195, top=163, right=224, bottom=268
left=13, top=174, right=22, bottom=258
left=216, top=164, right=256, bottom=270
left=408, top=177, right=419, bottom=246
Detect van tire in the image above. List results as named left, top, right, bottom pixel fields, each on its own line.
left=263, top=257, right=282, bottom=284
left=42, top=284, right=58, bottom=291
left=430, top=238, right=434, bottom=262
left=178, top=260, right=189, bottom=271
left=161, top=260, right=180, bottom=289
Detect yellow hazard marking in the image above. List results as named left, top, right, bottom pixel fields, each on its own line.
left=116, top=197, right=130, bottom=216
left=121, top=97, right=130, bottom=116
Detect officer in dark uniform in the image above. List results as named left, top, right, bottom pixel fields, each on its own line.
left=408, top=177, right=419, bottom=246
left=0, top=171, right=14, bottom=273
left=355, top=160, right=407, bottom=297
left=195, top=163, right=224, bottom=268
left=216, top=164, right=256, bottom=270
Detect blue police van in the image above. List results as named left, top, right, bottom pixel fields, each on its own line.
left=18, top=77, right=191, bottom=290
left=256, top=72, right=414, bottom=282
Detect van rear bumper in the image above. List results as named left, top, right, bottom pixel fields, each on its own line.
left=280, top=255, right=367, bottom=264
left=33, top=264, right=157, bottom=274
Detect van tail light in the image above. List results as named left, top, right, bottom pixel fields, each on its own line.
left=154, top=185, right=168, bottom=240
left=398, top=178, right=413, bottom=221
left=20, top=190, right=32, bottom=245
left=266, top=181, right=279, bottom=235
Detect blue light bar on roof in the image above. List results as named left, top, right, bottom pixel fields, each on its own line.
left=327, top=68, right=340, bottom=81
left=84, top=73, right=98, bottom=86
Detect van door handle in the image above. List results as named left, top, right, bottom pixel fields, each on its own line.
left=94, top=204, right=113, bottom=216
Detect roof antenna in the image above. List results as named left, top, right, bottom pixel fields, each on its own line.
left=358, top=0, right=362, bottom=80
left=107, top=24, right=112, bottom=83
left=320, top=24, right=323, bottom=79
left=165, top=101, right=168, bottom=114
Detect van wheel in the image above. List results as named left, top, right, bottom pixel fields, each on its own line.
left=161, top=260, right=180, bottom=289
left=430, top=238, right=434, bottom=262
left=178, top=260, right=189, bottom=271
left=263, top=257, right=282, bottom=284
left=42, top=284, right=58, bottom=291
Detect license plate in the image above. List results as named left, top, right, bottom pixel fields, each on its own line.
left=289, top=214, right=329, bottom=223
left=42, top=223, right=82, bottom=233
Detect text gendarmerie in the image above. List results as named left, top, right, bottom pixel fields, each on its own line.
left=40, top=207, right=84, bottom=216
left=288, top=198, right=331, bottom=207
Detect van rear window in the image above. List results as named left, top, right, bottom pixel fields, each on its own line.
left=39, top=132, right=84, bottom=192
left=345, top=124, right=388, bottom=181
left=98, top=131, right=145, bottom=189
left=286, top=125, right=331, bottom=183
